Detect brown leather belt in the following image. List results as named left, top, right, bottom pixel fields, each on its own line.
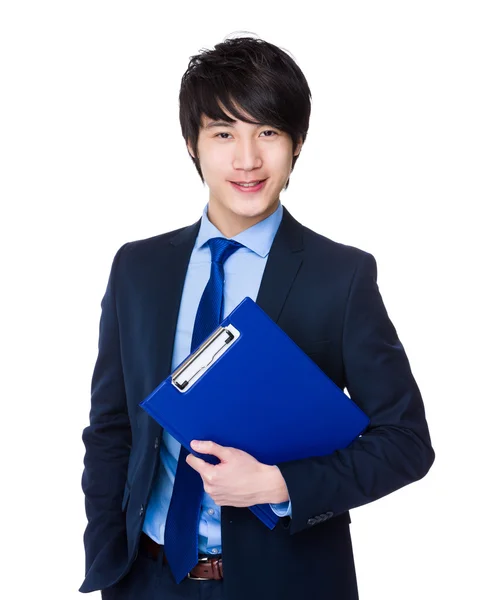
left=140, top=533, right=223, bottom=580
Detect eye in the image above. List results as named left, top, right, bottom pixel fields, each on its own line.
left=215, top=130, right=278, bottom=139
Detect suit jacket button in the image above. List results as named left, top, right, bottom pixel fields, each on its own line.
left=154, top=437, right=159, bottom=449
left=139, top=505, right=144, bottom=516
left=326, top=511, right=334, bottom=518
left=307, top=518, right=316, bottom=526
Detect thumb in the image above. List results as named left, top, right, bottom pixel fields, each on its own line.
left=191, top=440, right=229, bottom=460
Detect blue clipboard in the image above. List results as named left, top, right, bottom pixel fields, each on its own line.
left=140, top=296, right=370, bottom=529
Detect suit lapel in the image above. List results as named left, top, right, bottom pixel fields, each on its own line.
left=155, top=217, right=201, bottom=381
left=255, top=205, right=304, bottom=323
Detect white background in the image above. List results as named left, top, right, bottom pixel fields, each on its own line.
left=1, top=2, right=476, bottom=598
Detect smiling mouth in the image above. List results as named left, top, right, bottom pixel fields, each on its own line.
left=229, top=179, right=267, bottom=190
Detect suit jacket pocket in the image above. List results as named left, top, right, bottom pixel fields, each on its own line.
left=121, top=482, right=131, bottom=512
left=301, top=339, right=331, bottom=356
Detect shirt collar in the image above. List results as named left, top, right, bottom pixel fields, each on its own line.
left=194, top=201, right=283, bottom=258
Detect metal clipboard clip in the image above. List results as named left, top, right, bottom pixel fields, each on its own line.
left=171, top=323, right=241, bottom=393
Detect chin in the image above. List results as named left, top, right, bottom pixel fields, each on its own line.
left=230, top=201, right=272, bottom=218
left=230, top=193, right=276, bottom=212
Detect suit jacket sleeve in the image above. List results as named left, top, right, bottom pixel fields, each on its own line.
left=276, top=251, right=435, bottom=535
left=81, top=243, right=132, bottom=572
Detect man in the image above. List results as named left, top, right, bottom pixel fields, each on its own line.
left=80, top=35, right=435, bottom=599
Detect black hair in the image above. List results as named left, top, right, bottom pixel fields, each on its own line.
left=178, top=34, right=312, bottom=190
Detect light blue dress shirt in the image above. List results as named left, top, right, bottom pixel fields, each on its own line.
left=143, top=200, right=291, bottom=555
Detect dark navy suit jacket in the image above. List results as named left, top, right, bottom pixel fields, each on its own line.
left=80, top=205, right=435, bottom=599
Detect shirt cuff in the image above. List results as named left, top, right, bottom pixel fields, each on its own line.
left=269, top=501, right=292, bottom=517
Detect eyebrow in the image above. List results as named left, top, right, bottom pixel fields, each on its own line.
left=205, top=120, right=264, bottom=130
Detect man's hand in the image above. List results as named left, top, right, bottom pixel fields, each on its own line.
left=186, top=440, right=290, bottom=507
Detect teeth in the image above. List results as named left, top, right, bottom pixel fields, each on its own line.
left=236, top=181, right=262, bottom=187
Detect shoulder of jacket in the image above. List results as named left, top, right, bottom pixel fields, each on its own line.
left=113, top=222, right=193, bottom=263
left=301, top=223, right=375, bottom=267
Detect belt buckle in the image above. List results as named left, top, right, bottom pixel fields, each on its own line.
left=188, top=556, right=210, bottom=581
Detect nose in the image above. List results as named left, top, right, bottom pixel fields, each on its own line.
left=232, top=139, right=263, bottom=172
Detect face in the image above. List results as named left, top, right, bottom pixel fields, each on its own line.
left=187, top=104, right=303, bottom=237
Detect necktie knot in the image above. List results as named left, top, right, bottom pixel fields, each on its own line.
left=208, top=237, right=244, bottom=265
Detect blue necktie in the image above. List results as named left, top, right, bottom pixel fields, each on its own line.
left=164, top=236, right=244, bottom=584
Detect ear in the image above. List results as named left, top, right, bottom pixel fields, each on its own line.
left=187, top=140, right=196, bottom=160
left=294, top=136, right=304, bottom=157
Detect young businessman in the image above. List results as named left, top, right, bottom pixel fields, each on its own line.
left=80, top=35, right=435, bottom=600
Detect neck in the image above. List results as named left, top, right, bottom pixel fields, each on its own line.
left=207, top=200, right=279, bottom=238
